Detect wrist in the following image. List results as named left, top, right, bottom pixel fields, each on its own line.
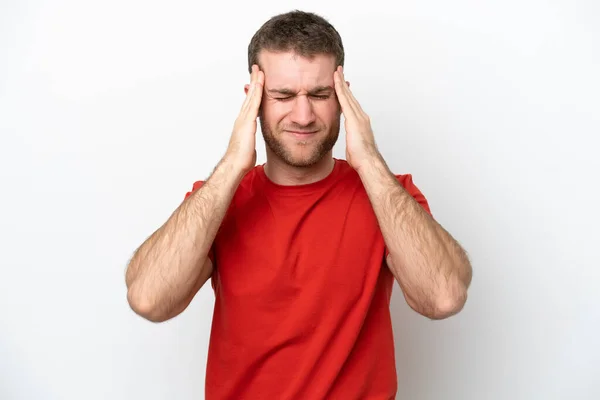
left=355, top=150, right=387, bottom=178
left=217, top=154, right=251, bottom=182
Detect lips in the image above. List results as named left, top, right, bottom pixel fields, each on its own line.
left=285, top=130, right=318, bottom=138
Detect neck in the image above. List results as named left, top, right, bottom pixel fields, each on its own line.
left=263, top=152, right=336, bottom=186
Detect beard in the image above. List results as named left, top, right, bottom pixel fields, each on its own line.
left=259, top=114, right=340, bottom=168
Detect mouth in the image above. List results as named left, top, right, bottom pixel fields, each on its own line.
left=285, top=130, right=319, bottom=139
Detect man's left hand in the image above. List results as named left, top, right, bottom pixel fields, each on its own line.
left=333, top=66, right=380, bottom=172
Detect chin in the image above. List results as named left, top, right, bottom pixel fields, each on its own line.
left=261, top=122, right=339, bottom=168
left=280, top=149, right=324, bottom=168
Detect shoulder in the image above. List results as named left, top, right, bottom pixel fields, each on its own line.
left=393, top=173, right=422, bottom=194
left=335, top=159, right=432, bottom=215
left=392, top=173, right=432, bottom=215
left=183, top=165, right=262, bottom=201
left=336, top=159, right=418, bottom=187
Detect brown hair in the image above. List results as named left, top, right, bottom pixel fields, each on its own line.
left=247, top=10, right=345, bottom=73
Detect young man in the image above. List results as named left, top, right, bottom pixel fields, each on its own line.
left=125, top=10, right=472, bottom=399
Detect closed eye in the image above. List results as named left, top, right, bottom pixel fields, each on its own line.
left=274, top=95, right=330, bottom=101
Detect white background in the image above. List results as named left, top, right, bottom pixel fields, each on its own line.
left=1, top=0, right=599, bottom=399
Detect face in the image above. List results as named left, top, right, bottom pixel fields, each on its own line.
left=251, top=51, right=342, bottom=168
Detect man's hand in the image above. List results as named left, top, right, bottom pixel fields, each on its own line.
left=333, top=66, right=379, bottom=172
left=225, top=64, right=265, bottom=174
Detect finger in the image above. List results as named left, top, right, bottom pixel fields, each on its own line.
left=241, top=65, right=258, bottom=112
left=334, top=67, right=357, bottom=117
left=247, top=70, right=264, bottom=118
left=336, top=66, right=365, bottom=115
left=336, top=66, right=360, bottom=114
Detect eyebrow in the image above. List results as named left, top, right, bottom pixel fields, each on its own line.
left=267, top=86, right=334, bottom=96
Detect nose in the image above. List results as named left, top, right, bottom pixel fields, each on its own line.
left=289, top=95, right=316, bottom=126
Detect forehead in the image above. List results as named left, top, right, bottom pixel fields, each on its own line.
left=258, top=50, right=336, bottom=89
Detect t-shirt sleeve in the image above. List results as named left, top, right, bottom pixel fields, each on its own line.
left=183, top=180, right=216, bottom=265
left=184, top=180, right=204, bottom=201
left=397, top=174, right=432, bottom=216
left=384, top=174, right=433, bottom=258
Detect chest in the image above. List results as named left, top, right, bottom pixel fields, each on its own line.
left=213, top=182, right=386, bottom=303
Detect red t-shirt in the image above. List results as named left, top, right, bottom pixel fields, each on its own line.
left=184, top=158, right=431, bottom=399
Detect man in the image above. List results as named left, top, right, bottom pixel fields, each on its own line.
left=125, top=10, right=472, bottom=399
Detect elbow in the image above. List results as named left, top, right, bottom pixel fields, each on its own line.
left=427, top=259, right=472, bottom=319
left=428, top=287, right=468, bottom=320
left=127, top=286, right=170, bottom=323
left=408, top=283, right=469, bottom=320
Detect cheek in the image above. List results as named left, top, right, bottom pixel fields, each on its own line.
left=263, top=99, right=291, bottom=119
left=314, top=100, right=341, bottom=120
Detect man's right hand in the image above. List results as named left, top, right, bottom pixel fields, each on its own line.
left=126, top=67, right=265, bottom=323
left=226, top=64, right=265, bottom=174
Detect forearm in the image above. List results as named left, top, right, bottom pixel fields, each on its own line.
left=126, top=156, right=245, bottom=321
left=358, top=154, right=472, bottom=319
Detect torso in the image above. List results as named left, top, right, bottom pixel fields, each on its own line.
left=202, top=159, right=404, bottom=399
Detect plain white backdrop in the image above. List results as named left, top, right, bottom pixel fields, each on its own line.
left=1, top=0, right=599, bottom=399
